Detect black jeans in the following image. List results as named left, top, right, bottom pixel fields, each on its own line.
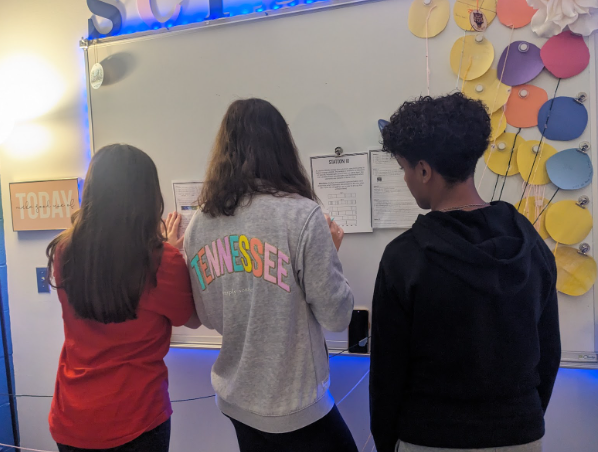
left=57, top=418, right=171, bottom=452
left=228, top=405, right=358, bottom=452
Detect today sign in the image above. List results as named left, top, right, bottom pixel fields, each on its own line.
left=9, top=179, right=80, bottom=231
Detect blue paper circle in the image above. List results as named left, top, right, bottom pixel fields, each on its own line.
left=378, top=119, right=389, bottom=132
left=546, top=148, right=593, bottom=190
left=537, top=97, right=588, bottom=141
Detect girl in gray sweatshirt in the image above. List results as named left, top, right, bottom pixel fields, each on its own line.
left=184, top=98, right=357, bottom=452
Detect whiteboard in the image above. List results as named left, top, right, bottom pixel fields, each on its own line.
left=86, top=0, right=598, bottom=362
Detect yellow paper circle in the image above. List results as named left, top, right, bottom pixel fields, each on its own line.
left=462, top=69, right=511, bottom=112
left=491, top=109, right=507, bottom=141
left=555, top=246, right=597, bottom=296
left=545, top=200, right=593, bottom=245
left=484, top=132, right=523, bottom=176
left=409, top=0, right=451, bottom=38
left=516, top=140, right=558, bottom=186
left=450, top=35, right=495, bottom=81
left=454, top=0, right=498, bottom=31
left=515, top=196, right=549, bottom=239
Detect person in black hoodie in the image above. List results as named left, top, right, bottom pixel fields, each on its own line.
left=370, top=93, right=561, bottom=452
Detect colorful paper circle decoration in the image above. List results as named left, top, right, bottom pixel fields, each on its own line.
left=517, top=140, right=558, bottom=186
left=555, top=246, right=597, bottom=296
left=463, top=69, right=511, bottom=112
left=541, top=30, right=590, bottom=79
left=378, top=119, right=389, bottom=132
left=505, top=85, right=548, bottom=128
left=454, top=0, right=498, bottom=31
left=490, top=109, right=507, bottom=140
left=546, top=149, right=593, bottom=190
left=408, top=0, right=451, bottom=38
left=537, top=97, right=588, bottom=141
left=496, top=0, right=536, bottom=28
left=515, top=196, right=550, bottom=240
left=450, top=35, right=495, bottom=81
left=545, top=200, right=593, bottom=245
left=484, top=132, right=523, bottom=176
left=496, top=41, right=544, bottom=86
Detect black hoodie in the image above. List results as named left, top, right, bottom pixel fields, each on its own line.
left=369, top=201, right=561, bottom=452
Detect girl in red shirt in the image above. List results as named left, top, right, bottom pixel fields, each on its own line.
left=46, top=144, right=200, bottom=452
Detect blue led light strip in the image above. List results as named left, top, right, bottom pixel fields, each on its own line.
left=84, top=0, right=384, bottom=46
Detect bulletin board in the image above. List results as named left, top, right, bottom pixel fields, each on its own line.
left=85, top=0, right=598, bottom=366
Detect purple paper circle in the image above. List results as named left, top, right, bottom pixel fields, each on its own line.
left=497, top=41, right=544, bottom=87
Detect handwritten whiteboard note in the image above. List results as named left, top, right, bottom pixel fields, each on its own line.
left=370, top=150, right=427, bottom=229
left=310, top=153, right=372, bottom=234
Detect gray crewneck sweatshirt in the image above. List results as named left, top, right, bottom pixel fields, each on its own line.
left=184, top=193, right=354, bottom=433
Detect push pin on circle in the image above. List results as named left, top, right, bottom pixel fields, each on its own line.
left=579, top=141, right=590, bottom=153
left=497, top=142, right=506, bottom=150
left=532, top=145, right=540, bottom=153
left=577, top=195, right=590, bottom=208
left=475, top=34, right=484, bottom=43
left=578, top=243, right=591, bottom=255
left=475, top=84, right=484, bottom=93
left=423, top=0, right=432, bottom=5
left=518, top=89, right=529, bottom=98
left=576, top=92, right=587, bottom=103
left=518, top=42, right=529, bottom=52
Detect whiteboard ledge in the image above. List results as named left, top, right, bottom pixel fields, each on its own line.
left=560, top=362, right=598, bottom=370
left=171, top=337, right=351, bottom=352
left=80, top=0, right=386, bottom=48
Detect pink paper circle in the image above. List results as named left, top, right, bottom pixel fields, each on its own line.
left=541, top=30, right=590, bottom=79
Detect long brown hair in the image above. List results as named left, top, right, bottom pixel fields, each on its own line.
left=200, top=98, right=317, bottom=217
left=47, top=144, right=165, bottom=324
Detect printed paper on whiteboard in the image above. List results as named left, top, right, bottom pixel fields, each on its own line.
left=370, top=150, right=427, bottom=229
left=172, top=181, right=203, bottom=240
left=310, top=153, right=372, bottom=234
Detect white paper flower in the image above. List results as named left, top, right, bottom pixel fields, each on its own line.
left=527, top=0, right=598, bottom=37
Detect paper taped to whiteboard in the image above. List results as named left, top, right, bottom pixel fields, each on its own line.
left=310, top=153, right=372, bottom=234
left=370, top=150, right=427, bottom=229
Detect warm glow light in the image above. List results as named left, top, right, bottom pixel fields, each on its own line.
left=0, top=106, right=14, bottom=145
left=3, top=123, right=52, bottom=159
left=0, top=54, right=66, bottom=121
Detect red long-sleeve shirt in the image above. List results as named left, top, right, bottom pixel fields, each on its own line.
left=49, top=244, right=194, bottom=449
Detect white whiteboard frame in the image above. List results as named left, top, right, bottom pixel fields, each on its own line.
left=592, top=33, right=598, bottom=358
left=81, top=2, right=598, bottom=366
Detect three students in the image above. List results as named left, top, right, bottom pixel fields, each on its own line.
left=47, top=95, right=560, bottom=452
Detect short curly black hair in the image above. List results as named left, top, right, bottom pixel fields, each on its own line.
left=382, top=93, right=491, bottom=184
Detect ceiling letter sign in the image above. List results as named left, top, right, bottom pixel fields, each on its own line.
left=137, top=0, right=183, bottom=28
left=9, top=179, right=81, bottom=231
left=87, top=0, right=123, bottom=38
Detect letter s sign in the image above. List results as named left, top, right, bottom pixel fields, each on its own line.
left=87, top=0, right=123, bottom=39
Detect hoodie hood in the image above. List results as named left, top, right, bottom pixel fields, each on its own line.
left=411, top=201, right=544, bottom=295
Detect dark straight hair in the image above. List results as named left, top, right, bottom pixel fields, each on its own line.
left=47, top=144, right=165, bottom=324
left=200, top=98, right=317, bottom=217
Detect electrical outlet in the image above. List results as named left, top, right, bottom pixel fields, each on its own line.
left=36, top=268, right=50, bottom=294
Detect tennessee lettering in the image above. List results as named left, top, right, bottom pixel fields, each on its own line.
left=190, top=235, right=291, bottom=293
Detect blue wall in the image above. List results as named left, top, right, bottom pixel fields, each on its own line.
left=0, top=180, right=18, bottom=450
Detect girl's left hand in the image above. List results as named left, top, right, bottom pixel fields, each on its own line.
left=164, top=212, right=184, bottom=249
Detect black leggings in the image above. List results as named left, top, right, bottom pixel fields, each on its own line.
left=228, top=405, right=358, bottom=452
left=57, top=418, right=171, bottom=452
